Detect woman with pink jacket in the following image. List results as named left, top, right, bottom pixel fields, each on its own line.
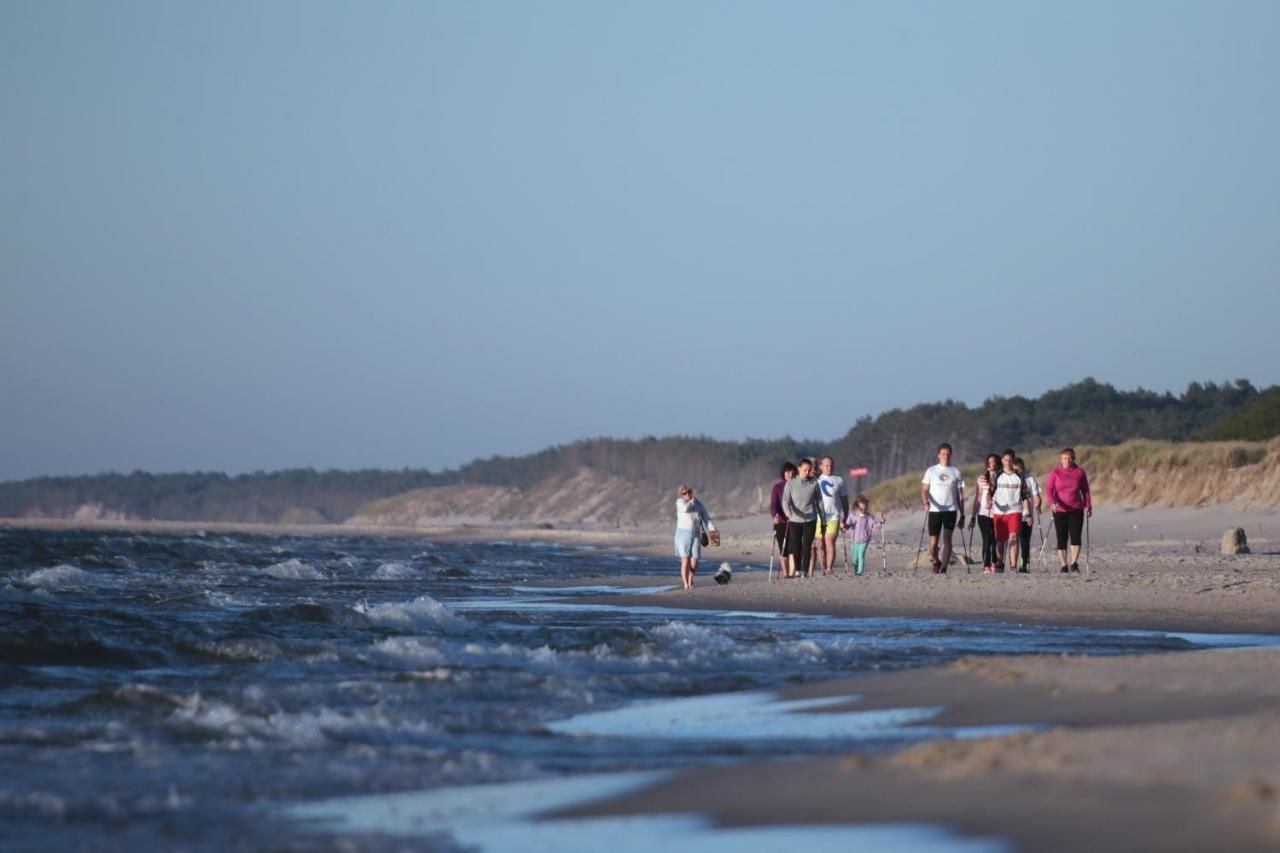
left=1044, top=447, right=1092, bottom=573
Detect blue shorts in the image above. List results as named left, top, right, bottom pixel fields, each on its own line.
left=674, top=529, right=701, bottom=559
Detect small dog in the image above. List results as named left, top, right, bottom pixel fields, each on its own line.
left=714, top=562, right=732, bottom=585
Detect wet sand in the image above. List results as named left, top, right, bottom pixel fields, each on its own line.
left=549, top=648, right=1280, bottom=853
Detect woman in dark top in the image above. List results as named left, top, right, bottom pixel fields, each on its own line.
left=770, top=462, right=799, bottom=573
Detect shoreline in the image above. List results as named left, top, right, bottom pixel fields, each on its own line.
left=7, top=510, right=1280, bottom=635
left=546, top=646, right=1280, bottom=853
left=558, top=570, right=1280, bottom=636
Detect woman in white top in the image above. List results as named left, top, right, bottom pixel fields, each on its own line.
left=991, top=450, right=1032, bottom=573
left=969, top=454, right=1001, bottom=572
left=674, top=484, right=717, bottom=589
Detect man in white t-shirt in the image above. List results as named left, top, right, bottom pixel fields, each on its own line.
left=817, top=456, right=849, bottom=576
left=920, top=443, right=966, bottom=574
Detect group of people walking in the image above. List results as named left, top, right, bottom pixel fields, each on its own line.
left=924, top=443, right=1093, bottom=574
left=672, top=446, right=1093, bottom=586
left=767, top=456, right=884, bottom=579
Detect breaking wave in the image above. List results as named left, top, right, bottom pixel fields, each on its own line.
left=353, top=594, right=466, bottom=630
left=262, top=559, right=325, bottom=580
left=22, top=564, right=94, bottom=590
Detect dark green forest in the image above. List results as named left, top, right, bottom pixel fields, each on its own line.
left=2, top=378, right=1273, bottom=523
left=1201, top=386, right=1280, bottom=441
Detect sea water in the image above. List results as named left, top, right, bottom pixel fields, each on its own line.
left=0, top=528, right=1268, bottom=851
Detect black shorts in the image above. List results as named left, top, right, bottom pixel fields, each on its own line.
left=1053, top=510, right=1084, bottom=549
left=928, top=511, right=958, bottom=536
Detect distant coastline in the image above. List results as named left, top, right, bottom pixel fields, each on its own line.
left=4, top=379, right=1279, bottom=526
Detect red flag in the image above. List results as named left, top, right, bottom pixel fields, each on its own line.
left=848, top=467, right=869, bottom=477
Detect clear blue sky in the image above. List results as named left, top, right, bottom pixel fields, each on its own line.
left=3, top=1, right=1278, bottom=480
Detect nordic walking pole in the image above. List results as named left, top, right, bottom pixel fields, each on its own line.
left=1085, top=512, right=1091, bottom=574
left=880, top=524, right=887, bottom=572
left=768, top=530, right=777, bottom=582
left=1079, top=488, right=1091, bottom=574
left=912, top=509, right=927, bottom=574
left=958, top=519, right=973, bottom=574
left=1036, top=512, right=1049, bottom=571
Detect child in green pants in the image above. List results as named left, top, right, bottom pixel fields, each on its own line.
left=843, top=495, right=885, bottom=576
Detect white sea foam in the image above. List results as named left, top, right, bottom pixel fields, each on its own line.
left=435, top=625, right=795, bottom=677
left=289, top=771, right=666, bottom=836
left=167, top=696, right=435, bottom=748
left=458, top=642, right=563, bottom=669
left=23, top=564, right=93, bottom=590
left=197, top=639, right=284, bottom=662
left=512, top=584, right=679, bottom=596
left=354, top=595, right=465, bottom=630
left=263, top=559, right=325, bottom=580
left=548, top=690, right=1030, bottom=744
left=548, top=691, right=941, bottom=740
left=450, top=599, right=783, bottom=620
left=372, top=561, right=418, bottom=580
left=1152, top=631, right=1280, bottom=648
left=651, top=622, right=722, bottom=645
left=383, top=619, right=802, bottom=676
left=372, top=637, right=448, bottom=665
left=288, top=772, right=1008, bottom=852
left=454, top=818, right=1010, bottom=853
left=202, top=590, right=259, bottom=609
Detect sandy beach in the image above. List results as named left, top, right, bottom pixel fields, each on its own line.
left=549, top=647, right=1280, bottom=852
left=505, top=505, right=1279, bottom=635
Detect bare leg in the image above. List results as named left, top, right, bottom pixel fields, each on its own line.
left=1069, top=544, right=1081, bottom=565
left=1057, top=548, right=1070, bottom=569
left=680, top=557, right=691, bottom=589
left=1007, top=539, right=1020, bottom=573
left=688, top=557, right=699, bottom=587
left=928, top=534, right=940, bottom=566
left=939, top=528, right=953, bottom=570
left=823, top=531, right=838, bottom=574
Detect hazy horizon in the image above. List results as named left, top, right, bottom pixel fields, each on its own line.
left=1, top=374, right=1266, bottom=481
left=5, top=2, right=1279, bottom=481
